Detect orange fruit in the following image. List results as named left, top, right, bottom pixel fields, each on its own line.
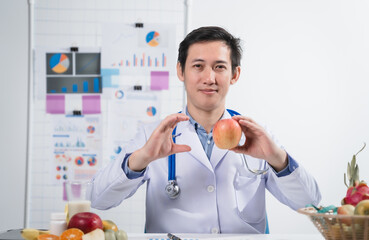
left=60, top=228, right=84, bottom=240
left=38, top=234, right=60, bottom=240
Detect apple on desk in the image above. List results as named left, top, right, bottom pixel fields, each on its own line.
left=68, top=212, right=103, bottom=234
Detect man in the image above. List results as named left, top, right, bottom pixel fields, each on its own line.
left=90, top=26, right=321, bottom=233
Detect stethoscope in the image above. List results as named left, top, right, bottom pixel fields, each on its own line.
left=165, top=109, right=243, bottom=199
left=165, top=126, right=181, bottom=199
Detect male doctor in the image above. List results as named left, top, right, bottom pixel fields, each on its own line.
left=90, top=26, right=321, bottom=234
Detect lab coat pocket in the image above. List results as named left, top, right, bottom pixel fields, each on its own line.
left=233, top=172, right=265, bottom=224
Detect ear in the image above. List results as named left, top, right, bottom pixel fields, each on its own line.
left=177, top=62, right=185, bottom=82
left=230, top=66, right=241, bottom=85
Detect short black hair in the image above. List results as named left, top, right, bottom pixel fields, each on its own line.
left=177, top=26, right=242, bottom=74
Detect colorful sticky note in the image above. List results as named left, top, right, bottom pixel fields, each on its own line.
left=82, top=95, right=101, bottom=114
left=150, top=71, right=169, bottom=90
left=46, top=95, right=65, bottom=114
left=63, top=181, right=67, bottom=201
left=101, top=68, right=120, bottom=88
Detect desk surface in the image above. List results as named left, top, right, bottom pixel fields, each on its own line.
left=130, top=233, right=324, bottom=240
left=0, top=230, right=324, bottom=240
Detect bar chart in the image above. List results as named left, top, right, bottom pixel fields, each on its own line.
left=47, top=77, right=102, bottom=93
left=46, top=52, right=101, bottom=94
left=112, top=53, right=167, bottom=68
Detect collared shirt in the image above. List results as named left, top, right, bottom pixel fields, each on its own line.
left=186, top=108, right=214, bottom=160
left=122, top=109, right=299, bottom=178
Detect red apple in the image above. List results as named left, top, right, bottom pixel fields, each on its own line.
left=68, top=212, right=103, bottom=234
left=338, top=204, right=355, bottom=215
left=337, top=204, right=355, bottom=225
left=213, top=118, right=242, bottom=149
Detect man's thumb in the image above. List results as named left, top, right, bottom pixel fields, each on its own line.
left=172, top=144, right=191, bottom=154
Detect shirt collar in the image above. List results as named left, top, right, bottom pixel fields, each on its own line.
left=185, top=107, right=226, bottom=134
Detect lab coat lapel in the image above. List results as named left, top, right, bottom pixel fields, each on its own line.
left=210, top=109, right=233, bottom=169
left=210, top=145, right=229, bottom=169
left=176, top=121, right=213, bottom=172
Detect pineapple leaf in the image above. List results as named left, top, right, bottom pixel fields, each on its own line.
left=355, top=165, right=360, bottom=183
left=347, top=162, right=351, bottom=180
left=355, top=142, right=366, bottom=156
left=344, top=143, right=366, bottom=188
left=351, top=155, right=356, bottom=177
left=344, top=173, right=348, bottom=188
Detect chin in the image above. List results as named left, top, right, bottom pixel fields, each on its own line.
left=198, top=103, right=223, bottom=113
left=187, top=96, right=224, bottom=112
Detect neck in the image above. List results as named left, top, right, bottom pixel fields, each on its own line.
left=187, top=105, right=225, bottom=133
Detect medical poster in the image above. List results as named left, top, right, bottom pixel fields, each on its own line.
left=33, top=48, right=101, bottom=100
left=102, top=23, right=176, bottom=71
left=104, top=88, right=160, bottom=162
left=100, top=23, right=173, bottom=162
left=51, top=114, right=102, bottom=184
left=101, top=23, right=176, bottom=89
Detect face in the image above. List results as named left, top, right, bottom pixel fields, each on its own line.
left=177, top=41, right=240, bottom=113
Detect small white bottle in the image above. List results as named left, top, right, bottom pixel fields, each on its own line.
left=49, top=212, right=67, bottom=236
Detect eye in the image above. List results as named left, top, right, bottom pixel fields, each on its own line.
left=215, top=65, right=226, bottom=70
left=193, top=64, right=203, bottom=70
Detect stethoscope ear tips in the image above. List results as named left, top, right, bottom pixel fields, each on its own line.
left=165, top=180, right=180, bottom=199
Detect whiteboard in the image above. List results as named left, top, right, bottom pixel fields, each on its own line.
left=27, top=0, right=186, bottom=232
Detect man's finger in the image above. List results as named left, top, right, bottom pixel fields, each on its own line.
left=230, top=145, right=248, bottom=154
left=172, top=144, right=191, bottom=154
left=164, top=113, right=189, bottom=130
left=232, top=115, right=256, bottom=124
left=239, top=119, right=261, bottom=133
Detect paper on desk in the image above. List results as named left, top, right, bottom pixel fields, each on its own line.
left=142, top=234, right=255, bottom=240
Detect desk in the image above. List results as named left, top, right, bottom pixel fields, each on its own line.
left=0, top=230, right=324, bottom=240
left=129, top=233, right=324, bottom=240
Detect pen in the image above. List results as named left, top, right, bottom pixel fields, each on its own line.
left=172, top=133, right=182, bottom=139
left=167, top=233, right=182, bottom=240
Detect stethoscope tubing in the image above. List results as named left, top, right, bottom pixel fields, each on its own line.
left=165, top=109, right=240, bottom=199
left=168, top=125, right=177, bottom=181
left=168, top=152, right=175, bottom=181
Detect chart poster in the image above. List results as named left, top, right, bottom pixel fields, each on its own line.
left=101, top=23, right=176, bottom=76
left=46, top=53, right=73, bottom=75
left=103, top=88, right=160, bottom=163
left=50, top=114, right=102, bottom=184
left=46, top=52, right=102, bottom=94
left=34, top=48, right=102, bottom=100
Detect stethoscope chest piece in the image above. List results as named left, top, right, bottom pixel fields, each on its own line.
left=165, top=180, right=180, bottom=199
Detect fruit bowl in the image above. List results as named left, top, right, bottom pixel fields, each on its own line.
left=298, top=207, right=369, bottom=240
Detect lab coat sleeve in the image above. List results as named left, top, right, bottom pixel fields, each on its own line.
left=264, top=127, right=321, bottom=210
left=89, top=124, right=153, bottom=210
left=266, top=164, right=322, bottom=210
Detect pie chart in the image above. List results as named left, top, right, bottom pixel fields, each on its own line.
left=87, top=125, right=95, bottom=134
left=75, top=156, right=84, bottom=166
left=50, top=53, right=70, bottom=73
left=146, top=31, right=160, bottom=47
left=87, top=156, right=97, bottom=166
left=147, top=106, right=157, bottom=116
left=115, top=90, right=124, bottom=99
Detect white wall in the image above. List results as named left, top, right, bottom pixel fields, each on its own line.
left=0, top=0, right=29, bottom=231
left=190, top=0, right=369, bottom=234
left=2, top=0, right=369, bottom=234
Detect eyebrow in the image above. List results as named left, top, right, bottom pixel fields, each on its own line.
left=191, top=59, right=229, bottom=64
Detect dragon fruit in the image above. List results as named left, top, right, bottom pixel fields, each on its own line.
left=342, top=143, right=369, bottom=206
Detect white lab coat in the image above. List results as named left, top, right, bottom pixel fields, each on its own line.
left=90, top=108, right=321, bottom=234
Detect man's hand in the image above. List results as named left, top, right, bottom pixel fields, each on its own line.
left=230, top=115, right=287, bottom=172
left=128, top=113, right=191, bottom=171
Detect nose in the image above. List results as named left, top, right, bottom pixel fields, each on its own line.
left=202, top=67, right=215, bottom=85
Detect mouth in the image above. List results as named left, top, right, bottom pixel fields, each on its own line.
left=199, top=89, right=217, bottom=95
